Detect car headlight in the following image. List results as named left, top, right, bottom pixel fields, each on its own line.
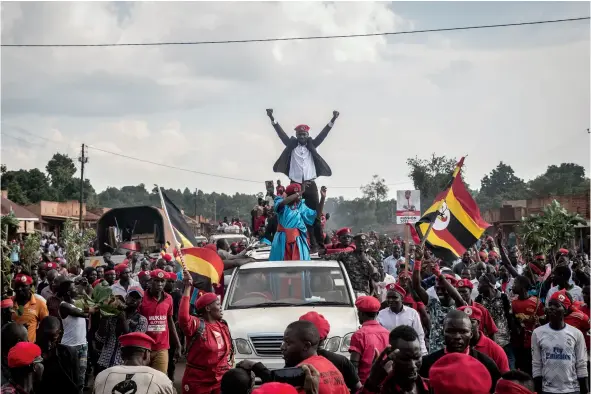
left=340, top=333, right=353, bottom=353
left=235, top=338, right=253, bottom=355
left=323, top=336, right=341, bottom=352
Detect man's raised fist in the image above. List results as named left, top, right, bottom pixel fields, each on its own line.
left=266, top=109, right=274, bottom=117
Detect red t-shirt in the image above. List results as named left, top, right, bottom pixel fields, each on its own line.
left=139, top=291, right=174, bottom=351
left=297, top=355, right=349, bottom=394
left=512, top=296, right=544, bottom=348
left=470, top=301, right=498, bottom=337
left=565, top=309, right=590, bottom=350
left=576, top=304, right=590, bottom=349
left=473, top=331, right=510, bottom=373
left=349, top=321, right=390, bottom=385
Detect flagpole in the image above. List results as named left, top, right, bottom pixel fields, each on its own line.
left=156, top=185, right=187, bottom=271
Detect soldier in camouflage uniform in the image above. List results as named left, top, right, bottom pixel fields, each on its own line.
left=324, top=233, right=379, bottom=296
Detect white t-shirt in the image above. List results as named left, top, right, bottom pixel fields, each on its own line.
left=289, top=144, right=317, bottom=182
left=532, top=323, right=588, bottom=393
left=377, top=306, right=427, bottom=355
left=545, top=285, right=584, bottom=307
left=93, top=365, right=174, bottom=394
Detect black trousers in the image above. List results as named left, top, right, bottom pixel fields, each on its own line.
left=290, top=180, right=323, bottom=249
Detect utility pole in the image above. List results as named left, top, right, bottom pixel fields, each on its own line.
left=194, top=188, right=198, bottom=218
left=78, top=144, right=88, bottom=230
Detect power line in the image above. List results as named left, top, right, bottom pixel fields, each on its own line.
left=0, top=129, right=413, bottom=189
left=2, top=17, right=588, bottom=48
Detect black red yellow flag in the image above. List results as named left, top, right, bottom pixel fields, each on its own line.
left=415, top=157, right=490, bottom=261
left=160, top=189, right=197, bottom=248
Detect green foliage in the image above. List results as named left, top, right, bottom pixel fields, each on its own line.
left=518, top=200, right=587, bottom=256
left=1, top=225, right=13, bottom=297
left=407, top=154, right=459, bottom=208
left=62, top=219, right=96, bottom=269
left=361, top=175, right=389, bottom=202
left=527, top=163, right=589, bottom=197
left=1, top=212, right=20, bottom=229
left=20, top=232, right=40, bottom=273
left=74, top=286, right=123, bottom=317
left=476, top=162, right=527, bottom=211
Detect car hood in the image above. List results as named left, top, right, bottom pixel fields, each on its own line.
left=223, top=306, right=359, bottom=335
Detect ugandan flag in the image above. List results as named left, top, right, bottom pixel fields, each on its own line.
left=160, top=189, right=197, bottom=248
left=181, top=247, right=225, bottom=290
left=415, top=157, right=490, bottom=262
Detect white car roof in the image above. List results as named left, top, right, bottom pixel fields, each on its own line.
left=210, top=234, right=247, bottom=239
left=239, top=260, right=341, bottom=269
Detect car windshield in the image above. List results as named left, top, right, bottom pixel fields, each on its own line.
left=226, top=266, right=352, bottom=309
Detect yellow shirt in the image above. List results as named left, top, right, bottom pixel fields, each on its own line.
left=12, top=294, right=48, bottom=342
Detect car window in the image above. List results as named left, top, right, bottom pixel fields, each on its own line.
left=226, top=266, right=352, bottom=309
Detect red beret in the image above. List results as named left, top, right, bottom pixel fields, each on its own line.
left=1, top=299, right=14, bottom=309
left=458, top=305, right=483, bottom=322
left=488, top=251, right=499, bottom=259
left=429, top=353, right=491, bottom=394
left=14, top=274, right=32, bottom=286
left=285, top=183, right=301, bottom=196
left=300, top=311, right=331, bottom=339
left=355, top=296, right=381, bottom=313
left=127, top=285, right=144, bottom=298
left=385, top=283, right=406, bottom=297
left=437, top=274, right=458, bottom=287
left=7, top=342, right=42, bottom=368
left=138, top=270, right=151, bottom=279
left=336, top=227, right=352, bottom=237
left=495, top=378, right=535, bottom=394
left=559, top=248, right=569, bottom=256
left=119, top=332, right=155, bottom=351
left=455, top=278, right=473, bottom=290
left=230, top=242, right=238, bottom=247
left=105, top=270, right=116, bottom=275
left=163, top=254, right=172, bottom=262
left=166, top=272, right=177, bottom=280
left=150, top=269, right=167, bottom=280
left=92, top=279, right=104, bottom=288
left=479, top=251, right=488, bottom=260
left=535, top=253, right=545, bottom=260
left=195, top=292, right=218, bottom=310
left=294, top=124, right=310, bottom=134
left=550, top=289, right=572, bottom=310
left=114, top=264, right=129, bottom=274
left=43, top=262, right=58, bottom=270
left=252, top=382, right=298, bottom=394
left=486, top=236, right=494, bottom=242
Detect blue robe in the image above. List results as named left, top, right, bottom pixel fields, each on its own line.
left=269, top=196, right=317, bottom=261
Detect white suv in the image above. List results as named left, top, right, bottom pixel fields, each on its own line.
left=222, top=260, right=359, bottom=370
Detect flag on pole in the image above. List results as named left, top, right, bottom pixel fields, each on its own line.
left=180, top=247, right=224, bottom=287
left=159, top=188, right=197, bottom=248
left=415, top=157, right=490, bottom=261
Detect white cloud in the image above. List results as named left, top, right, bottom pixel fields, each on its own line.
left=1, top=1, right=589, bottom=201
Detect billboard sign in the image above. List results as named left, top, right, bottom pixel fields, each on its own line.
left=396, top=190, right=421, bottom=224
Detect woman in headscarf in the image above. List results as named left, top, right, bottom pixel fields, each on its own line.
left=179, top=270, right=233, bottom=394
left=269, top=183, right=327, bottom=261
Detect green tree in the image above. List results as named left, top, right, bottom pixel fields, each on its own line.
left=518, top=200, right=587, bottom=258
left=477, top=162, right=527, bottom=211
left=46, top=153, right=77, bottom=199
left=527, top=163, right=589, bottom=197
left=361, top=175, right=389, bottom=202
left=62, top=218, right=96, bottom=269
left=407, top=154, right=458, bottom=208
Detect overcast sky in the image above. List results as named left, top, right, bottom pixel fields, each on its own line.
left=1, top=1, right=589, bottom=200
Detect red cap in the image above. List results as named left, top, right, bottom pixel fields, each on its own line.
left=127, top=285, right=144, bottom=298
left=14, top=274, right=32, bottom=286
left=166, top=272, right=177, bottom=280
left=253, top=382, right=298, bottom=394
left=1, top=299, right=14, bottom=309
left=355, top=296, right=381, bottom=313
left=336, top=227, right=351, bottom=237
left=114, top=264, right=129, bottom=274
left=559, top=248, right=569, bottom=256
left=429, top=353, right=491, bottom=394
left=285, top=183, right=301, bottom=196
left=550, top=289, right=572, bottom=310
left=455, top=278, right=474, bottom=290
left=138, top=270, right=151, bottom=279
left=495, top=378, right=535, bottom=394
left=163, top=254, right=172, bottom=262
left=150, top=269, right=167, bottom=280
left=385, top=283, right=406, bottom=297
left=105, top=270, right=116, bottom=275
left=299, top=311, right=330, bottom=340
left=92, top=279, right=104, bottom=288
left=43, top=262, right=58, bottom=270
left=119, top=332, right=155, bottom=351
left=479, top=251, right=488, bottom=260
left=488, top=251, right=499, bottom=259
left=437, top=273, right=458, bottom=287
left=195, top=292, right=218, bottom=310
left=294, top=124, right=310, bottom=134
left=458, top=305, right=483, bottom=322
left=7, top=342, right=42, bottom=368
